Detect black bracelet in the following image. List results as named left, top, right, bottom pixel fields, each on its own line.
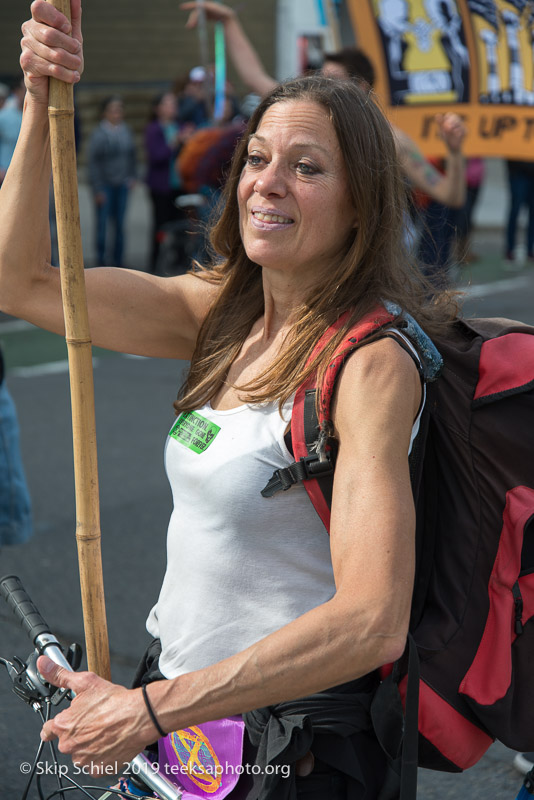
left=142, top=682, right=166, bottom=739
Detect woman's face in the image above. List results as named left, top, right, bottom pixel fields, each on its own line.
left=104, top=100, right=124, bottom=125
left=158, top=93, right=177, bottom=122
left=238, top=100, right=358, bottom=281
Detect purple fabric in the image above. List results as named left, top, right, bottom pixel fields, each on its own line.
left=158, top=716, right=245, bottom=799
left=145, top=121, right=177, bottom=194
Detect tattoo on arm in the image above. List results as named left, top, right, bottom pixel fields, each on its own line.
left=406, top=147, right=441, bottom=187
left=422, top=164, right=440, bottom=186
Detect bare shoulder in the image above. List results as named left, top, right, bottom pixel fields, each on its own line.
left=332, top=336, right=422, bottom=453
left=336, top=335, right=420, bottom=397
left=134, top=270, right=222, bottom=355
left=167, top=271, right=222, bottom=326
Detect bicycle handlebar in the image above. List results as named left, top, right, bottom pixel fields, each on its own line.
left=1, top=574, right=52, bottom=643
left=0, top=574, right=72, bottom=671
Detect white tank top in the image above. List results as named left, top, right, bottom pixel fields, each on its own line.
left=147, top=337, right=423, bottom=679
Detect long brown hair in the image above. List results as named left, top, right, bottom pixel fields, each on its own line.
left=175, top=76, right=457, bottom=415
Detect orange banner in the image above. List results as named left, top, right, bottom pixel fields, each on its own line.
left=346, top=0, right=534, bottom=158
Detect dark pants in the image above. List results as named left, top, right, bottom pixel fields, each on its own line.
left=453, top=184, right=481, bottom=242
left=417, top=201, right=456, bottom=287
left=149, top=190, right=182, bottom=272
left=95, top=184, right=129, bottom=266
left=506, top=172, right=534, bottom=257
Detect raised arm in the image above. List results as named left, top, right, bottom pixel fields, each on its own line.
left=181, top=1, right=277, bottom=97
left=0, top=0, right=218, bottom=361
left=38, top=336, right=420, bottom=769
left=396, top=113, right=466, bottom=208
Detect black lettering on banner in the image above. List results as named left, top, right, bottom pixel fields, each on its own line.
left=420, top=115, right=435, bottom=138
left=495, top=117, right=517, bottom=137
left=524, top=119, right=534, bottom=140
left=479, top=115, right=518, bottom=139
left=479, top=116, right=492, bottom=138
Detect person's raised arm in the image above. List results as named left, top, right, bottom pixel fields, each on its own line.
left=38, top=336, right=420, bottom=770
left=181, top=2, right=277, bottom=97
left=0, top=0, right=218, bottom=361
left=396, top=112, right=466, bottom=208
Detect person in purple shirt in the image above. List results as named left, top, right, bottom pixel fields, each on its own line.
left=145, top=92, right=184, bottom=272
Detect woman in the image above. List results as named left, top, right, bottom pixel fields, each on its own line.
left=145, top=91, right=183, bottom=272
left=88, top=95, right=137, bottom=267
left=4, top=2, right=454, bottom=797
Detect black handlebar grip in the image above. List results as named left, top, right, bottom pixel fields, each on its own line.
left=0, top=575, right=52, bottom=644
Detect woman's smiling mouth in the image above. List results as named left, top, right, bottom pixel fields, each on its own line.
left=251, top=208, right=295, bottom=229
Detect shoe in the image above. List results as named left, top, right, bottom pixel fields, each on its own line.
left=513, top=752, right=534, bottom=775
left=503, top=253, right=524, bottom=272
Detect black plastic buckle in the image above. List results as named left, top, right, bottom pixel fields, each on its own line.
left=300, top=454, right=334, bottom=478
left=261, top=454, right=334, bottom=498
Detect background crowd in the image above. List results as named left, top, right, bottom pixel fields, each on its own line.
left=2, top=59, right=534, bottom=281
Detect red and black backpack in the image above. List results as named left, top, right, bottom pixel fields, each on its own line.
left=262, top=306, right=534, bottom=796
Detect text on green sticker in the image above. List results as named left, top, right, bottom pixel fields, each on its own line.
left=169, top=411, right=221, bottom=454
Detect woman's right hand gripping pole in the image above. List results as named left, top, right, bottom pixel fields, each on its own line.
left=21, top=0, right=83, bottom=106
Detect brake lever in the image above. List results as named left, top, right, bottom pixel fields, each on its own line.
left=1, top=641, right=82, bottom=709
left=1, top=651, right=54, bottom=708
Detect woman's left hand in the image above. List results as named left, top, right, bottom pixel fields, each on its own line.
left=38, top=655, right=157, bottom=774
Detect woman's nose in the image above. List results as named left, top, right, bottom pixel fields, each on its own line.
left=254, top=161, right=288, bottom=197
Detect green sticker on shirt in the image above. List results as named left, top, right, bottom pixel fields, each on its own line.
left=169, top=411, right=221, bottom=454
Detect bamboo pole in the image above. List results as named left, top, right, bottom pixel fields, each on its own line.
left=47, top=0, right=111, bottom=680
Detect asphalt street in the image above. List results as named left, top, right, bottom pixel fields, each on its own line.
left=0, top=185, right=533, bottom=796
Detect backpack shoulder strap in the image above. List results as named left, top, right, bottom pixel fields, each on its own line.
left=261, top=306, right=396, bottom=529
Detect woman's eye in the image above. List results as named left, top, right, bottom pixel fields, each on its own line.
left=296, top=162, right=318, bottom=175
left=246, top=154, right=264, bottom=167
